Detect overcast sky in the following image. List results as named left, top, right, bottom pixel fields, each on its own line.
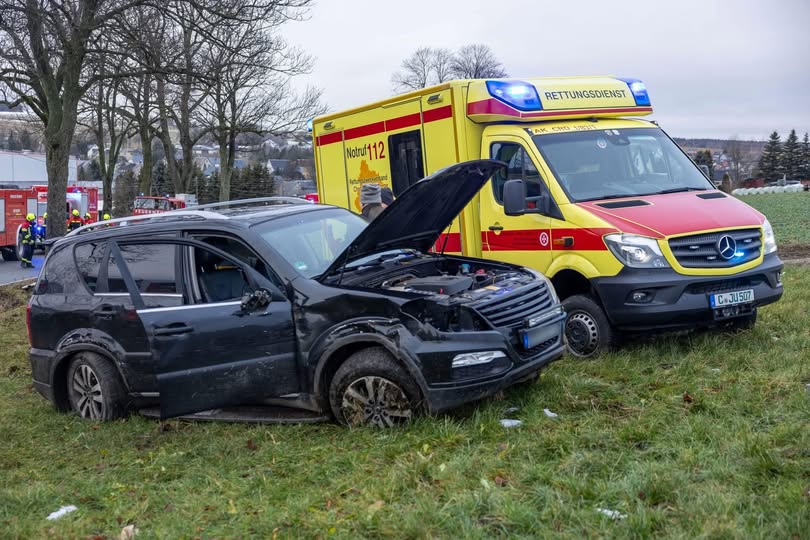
left=282, top=0, right=810, bottom=140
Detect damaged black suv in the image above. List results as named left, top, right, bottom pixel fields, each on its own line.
left=28, top=161, right=565, bottom=427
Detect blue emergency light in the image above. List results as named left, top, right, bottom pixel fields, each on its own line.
left=306, top=118, right=313, bottom=133
left=486, top=80, right=543, bottom=111
left=617, top=78, right=651, bottom=107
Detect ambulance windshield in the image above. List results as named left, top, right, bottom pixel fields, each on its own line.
left=533, top=127, right=713, bottom=202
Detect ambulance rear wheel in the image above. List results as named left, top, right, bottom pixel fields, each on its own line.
left=563, top=294, right=615, bottom=358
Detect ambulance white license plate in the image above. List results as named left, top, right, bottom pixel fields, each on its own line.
left=710, top=289, right=754, bottom=308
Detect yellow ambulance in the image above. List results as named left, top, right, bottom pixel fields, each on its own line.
left=311, top=76, right=784, bottom=357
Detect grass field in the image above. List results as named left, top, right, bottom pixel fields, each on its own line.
left=737, top=191, right=810, bottom=249
left=0, top=265, right=808, bottom=539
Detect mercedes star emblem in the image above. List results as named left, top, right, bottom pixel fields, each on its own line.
left=716, top=235, right=737, bottom=260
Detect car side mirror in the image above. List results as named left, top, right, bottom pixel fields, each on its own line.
left=240, top=288, right=272, bottom=312
left=503, top=179, right=527, bottom=216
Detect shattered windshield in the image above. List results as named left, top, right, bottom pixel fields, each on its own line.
left=532, top=127, right=713, bottom=202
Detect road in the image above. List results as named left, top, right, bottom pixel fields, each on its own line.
left=0, top=255, right=44, bottom=285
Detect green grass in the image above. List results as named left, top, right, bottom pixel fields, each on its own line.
left=1, top=268, right=809, bottom=539
left=737, top=191, right=810, bottom=248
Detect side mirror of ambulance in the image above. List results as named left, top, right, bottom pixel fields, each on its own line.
left=503, top=179, right=528, bottom=216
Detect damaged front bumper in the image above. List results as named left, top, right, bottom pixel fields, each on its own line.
left=403, top=309, right=566, bottom=414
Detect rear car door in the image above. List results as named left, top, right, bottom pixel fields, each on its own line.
left=108, top=238, right=298, bottom=418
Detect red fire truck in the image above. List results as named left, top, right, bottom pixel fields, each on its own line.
left=132, top=193, right=197, bottom=215
left=0, top=185, right=99, bottom=261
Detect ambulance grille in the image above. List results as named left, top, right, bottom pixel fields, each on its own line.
left=473, top=281, right=554, bottom=329
left=668, top=228, right=761, bottom=268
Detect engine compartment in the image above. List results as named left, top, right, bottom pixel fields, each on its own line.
left=347, top=254, right=537, bottom=307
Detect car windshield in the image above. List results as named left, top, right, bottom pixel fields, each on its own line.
left=532, top=127, right=713, bottom=202
left=253, top=207, right=368, bottom=278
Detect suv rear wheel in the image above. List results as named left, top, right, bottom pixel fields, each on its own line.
left=66, top=352, right=127, bottom=421
left=563, top=294, right=616, bottom=358
left=329, top=347, right=421, bottom=427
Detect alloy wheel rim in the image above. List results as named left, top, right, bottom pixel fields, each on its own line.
left=566, top=312, right=599, bottom=357
left=341, top=375, right=412, bottom=427
left=72, top=365, right=105, bottom=419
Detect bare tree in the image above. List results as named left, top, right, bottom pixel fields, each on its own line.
left=78, top=47, right=137, bottom=213
left=392, top=44, right=508, bottom=92
left=431, top=48, right=455, bottom=83
left=451, top=44, right=507, bottom=79
left=198, top=2, right=324, bottom=200
left=392, top=47, right=434, bottom=91
left=0, top=0, right=148, bottom=236
left=725, top=136, right=757, bottom=186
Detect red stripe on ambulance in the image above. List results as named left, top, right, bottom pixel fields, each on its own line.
left=315, top=105, right=454, bottom=147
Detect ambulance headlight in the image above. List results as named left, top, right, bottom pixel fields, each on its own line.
left=762, top=219, right=777, bottom=254
left=605, top=234, right=670, bottom=268
left=486, top=80, right=542, bottom=111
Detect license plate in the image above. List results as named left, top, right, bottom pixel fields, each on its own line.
left=710, top=289, right=754, bottom=308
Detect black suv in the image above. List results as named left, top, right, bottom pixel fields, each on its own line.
left=28, top=161, right=565, bottom=427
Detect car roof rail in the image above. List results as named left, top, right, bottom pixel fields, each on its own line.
left=187, top=196, right=310, bottom=212
left=66, top=211, right=228, bottom=237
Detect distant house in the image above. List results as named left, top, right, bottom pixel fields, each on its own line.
left=266, top=159, right=290, bottom=175
left=196, top=156, right=249, bottom=177
left=192, top=144, right=218, bottom=157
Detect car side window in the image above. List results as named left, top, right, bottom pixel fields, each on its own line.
left=190, top=245, right=253, bottom=304
left=75, top=242, right=106, bottom=293
left=190, top=234, right=282, bottom=288
left=36, top=245, right=83, bottom=295
left=491, top=143, right=549, bottom=204
left=108, top=243, right=183, bottom=307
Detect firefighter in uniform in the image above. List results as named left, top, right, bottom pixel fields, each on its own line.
left=67, top=209, right=84, bottom=231
left=84, top=212, right=93, bottom=225
left=19, top=213, right=36, bottom=268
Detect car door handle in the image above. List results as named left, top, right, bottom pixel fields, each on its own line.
left=488, top=224, right=504, bottom=231
left=153, top=324, right=194, bottom=336
left=92, top=305, right=117, bottom=320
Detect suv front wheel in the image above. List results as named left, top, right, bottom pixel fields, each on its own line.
left=67, top=352, right=127, bottom=421
left=329, top=347, right=421, bottom=428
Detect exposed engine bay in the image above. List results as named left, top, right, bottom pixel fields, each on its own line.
left=338, top=252, right=538, bottom=306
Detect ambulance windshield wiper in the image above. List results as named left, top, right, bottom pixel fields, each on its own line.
left=653, top=186, right=709, bottom=195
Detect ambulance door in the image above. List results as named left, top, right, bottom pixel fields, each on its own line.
left=478, top=134, right=555, bottom=274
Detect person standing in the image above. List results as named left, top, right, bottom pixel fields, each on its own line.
left=360, top=183, right=384, bottom=221
left=67, top=209, right=84, bottom=231
left=19, top=213, right=36, bottom=268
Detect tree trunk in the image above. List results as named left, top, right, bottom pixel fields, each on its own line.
left=156, top=77, right=180, bottom=191
left=45, top=138, right=71, bottom=237
left=218, top=142, right=231, bottom=201
left=138, top=124, right=153, bottom=194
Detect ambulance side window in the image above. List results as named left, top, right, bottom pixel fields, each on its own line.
left=388, top=130, right=425, bottom=196
left=490, top=143, right=550, bottom=204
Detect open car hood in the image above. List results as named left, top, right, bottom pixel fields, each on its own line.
left=324, top=160, right=506, bottom=276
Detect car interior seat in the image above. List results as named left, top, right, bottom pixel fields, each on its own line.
left=195, top=248, right=249, bottom=303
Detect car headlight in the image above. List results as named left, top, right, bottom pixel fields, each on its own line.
left=526, top=268, right=559, bottom=303
left=604, top=234, right=670, bottom=269
left=762, top=219, right=777, bottom=254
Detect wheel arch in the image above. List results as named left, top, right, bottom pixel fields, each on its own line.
left=312, top=332, right=428, bottom=406
left=51, top=343, right=130, bottom=412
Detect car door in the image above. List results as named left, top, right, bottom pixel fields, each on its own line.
left=108, top=238, right=298, bottom=419
left=478, top=136, right=559, bottom=273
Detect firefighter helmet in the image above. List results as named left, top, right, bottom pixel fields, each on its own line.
left=103, top=213, right=111, bottom=220
left=72, top=209, right=80, bottom=217
left=85, top=212, right=91, bottom=219
left=26, top=213, right=35, bottom=221
left=43, top=212, right=47, bottom=219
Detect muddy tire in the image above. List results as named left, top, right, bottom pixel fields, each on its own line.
left=329, top=347, right=421, bottom=427
left=563, top=294, right=616, bottom=358
left=66, top=352, right=128, bottom=421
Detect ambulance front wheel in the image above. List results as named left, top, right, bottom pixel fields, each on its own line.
left=563, top=294, right=616, bottom=358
